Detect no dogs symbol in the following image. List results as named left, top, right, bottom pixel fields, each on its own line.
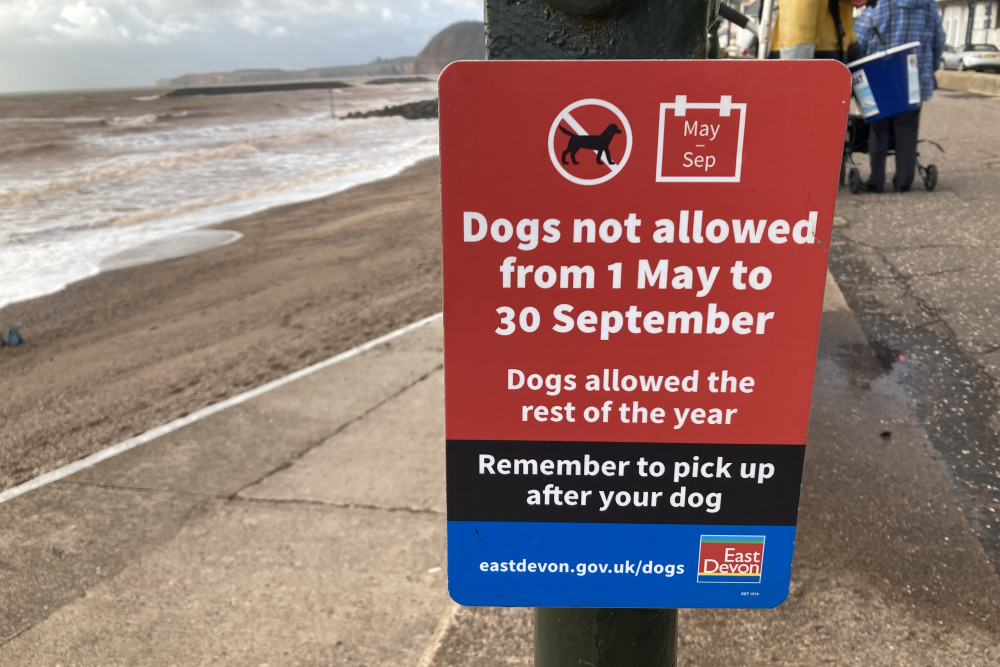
left=548, top=98, right=632, bottom=186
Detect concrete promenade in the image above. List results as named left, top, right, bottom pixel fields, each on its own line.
left=1, top=271, right=999, bottom=666
left=937, top=69, right=1000, bottom=97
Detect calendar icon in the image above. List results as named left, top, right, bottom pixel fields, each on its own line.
left=656, top=95, right=747, bottom=183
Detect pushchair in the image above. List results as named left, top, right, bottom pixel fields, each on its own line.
left=841, top=113, right=942, bottom=193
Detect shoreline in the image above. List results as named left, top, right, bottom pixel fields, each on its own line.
left=98, top=229, right=244, bottom=271
left=0, top=157, right=443, bottom=492
left=1, top=150, right=440, bottom=312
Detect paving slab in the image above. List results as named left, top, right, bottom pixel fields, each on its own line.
left=1, top=503, right=448, bottom=666
left=0, top=483, right=217, bottom=643
left=241, top=369, right=446, bottom=514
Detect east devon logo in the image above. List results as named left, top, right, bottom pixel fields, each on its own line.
left=697, top=535, right=765, bottom=584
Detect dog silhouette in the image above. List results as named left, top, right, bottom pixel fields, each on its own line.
left=559, top=124, right=622, bottom=165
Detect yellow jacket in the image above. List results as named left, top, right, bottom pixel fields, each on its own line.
left=771, top=0, right=858, bottom=57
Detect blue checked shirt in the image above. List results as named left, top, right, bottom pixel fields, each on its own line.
left=854, top=0, right=946, bottom=102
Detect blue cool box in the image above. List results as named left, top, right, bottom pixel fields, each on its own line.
left=848, top=41, right=922, bottom=122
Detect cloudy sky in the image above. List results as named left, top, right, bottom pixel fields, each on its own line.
left=0, top=0, right=483, bottom=93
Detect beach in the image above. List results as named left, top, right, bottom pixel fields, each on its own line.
left=0, top=157, right=443, bottom=492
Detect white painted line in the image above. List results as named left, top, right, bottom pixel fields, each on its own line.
left=560, top=110, right=589, bottom=137
left=0, top=312, right=443, bottom=506
left=416, top=602, right=460, bottom=667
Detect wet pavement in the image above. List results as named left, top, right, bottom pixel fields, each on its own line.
left=830, top=86, right=1000, bottom=572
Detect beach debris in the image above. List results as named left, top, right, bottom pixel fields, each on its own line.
left=4, top=328, right=22, bottom=346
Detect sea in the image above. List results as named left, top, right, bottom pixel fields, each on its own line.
left=0, top=79, right=440, bottom=310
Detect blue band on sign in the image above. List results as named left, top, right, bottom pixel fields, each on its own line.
left=447, top=521, right=796, bottom=608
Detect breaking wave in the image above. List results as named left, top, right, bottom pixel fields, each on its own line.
left=0, top=116, right=392, bottom=207
left=0, top=140, right=75, bottom=159
left=10, top=153, right=430, bottom=240
left=102, top=113, right=159, bottom=127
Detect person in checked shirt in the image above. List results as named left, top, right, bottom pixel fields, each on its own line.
left=854, top=0, right=946, bottom=192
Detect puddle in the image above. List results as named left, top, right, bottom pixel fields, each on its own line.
left=836, top=341, right=899, bottom=390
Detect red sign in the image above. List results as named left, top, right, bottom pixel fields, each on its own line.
left=441, top=60, right=849, bottom=446
left=440, top=60, right=850, bottom=608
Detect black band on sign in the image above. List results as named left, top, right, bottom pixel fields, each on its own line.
left=446, top=440, right=805, bottom=525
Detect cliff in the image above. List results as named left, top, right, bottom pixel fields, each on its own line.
left=156, top=22, right=485, bottom=88
left=412, top=21, right=486, bottom=74
left=157, top=58, right=415, bottom=88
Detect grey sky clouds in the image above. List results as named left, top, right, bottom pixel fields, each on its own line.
left=0, top=0, right=482, bottom=92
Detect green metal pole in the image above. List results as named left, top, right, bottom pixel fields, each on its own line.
left=534, top=608, right=678, bottom=667
left=485, top=0, right=713, bottom=61
left=482, top=1, right=715, bottom=665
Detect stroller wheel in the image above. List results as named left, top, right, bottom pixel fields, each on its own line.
left=848, top=168, right=863, bottom=194
left=923, top=164, right=938, bottom=191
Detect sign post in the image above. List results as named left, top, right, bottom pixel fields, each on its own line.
left=441, top=57, right=849, bottom=611
left=481, top=4, right=711, bottom=661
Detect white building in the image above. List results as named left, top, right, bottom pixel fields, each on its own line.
left=937, top=0, right=1000, bottom=47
